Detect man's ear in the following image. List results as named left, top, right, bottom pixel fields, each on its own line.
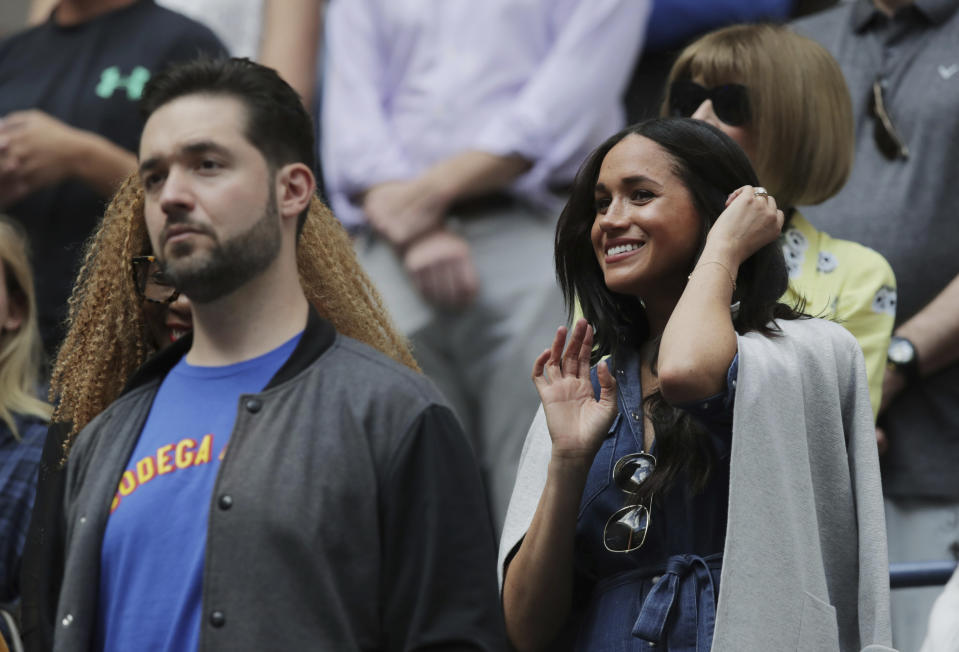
left=275, top=163, right=316, bottom=223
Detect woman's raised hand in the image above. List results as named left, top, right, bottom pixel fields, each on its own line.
left=706, top=185, right=785, bottom=266
left=532, top=319, right=618, bottom=462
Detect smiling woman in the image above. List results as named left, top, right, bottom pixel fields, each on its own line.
left=558, top=119, right=792, bottom=354
left=499, top=118, right=893, bottom=651
left=589, top=134, right=703, bottom=305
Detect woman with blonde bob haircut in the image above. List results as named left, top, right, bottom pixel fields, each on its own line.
left=664, top=23, right=896, bottom=420
left=664, top=23, right=854, bottom=209
left=0, top=216, right=51, bottom=623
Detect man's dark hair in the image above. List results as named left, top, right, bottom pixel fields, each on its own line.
left=140, top=57, right=315, bottom=231
left=555, top=117, right=803, bottom=499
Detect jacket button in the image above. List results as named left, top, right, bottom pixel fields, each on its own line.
left=245, top=398, right=262, bottom=413
left=210, top=611, right=226, bottom=627
left=218, top=494, right=233, bottom=510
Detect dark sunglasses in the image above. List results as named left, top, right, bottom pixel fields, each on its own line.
left=603, top=452, right=656, bottom=553
left=668, top=80, right=751, bottom=127
left=870, top=77, right=909, bottom=161
left=131, top=255, right=180, bottom=304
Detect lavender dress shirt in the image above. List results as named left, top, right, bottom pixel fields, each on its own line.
left=321, top=0, right=651, bottom=228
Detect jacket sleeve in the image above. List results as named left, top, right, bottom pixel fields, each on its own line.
left=715, top=321, right=894, bottom=651
left=321, top=0, right=413, bottom=202
left=19, top=421, right=70, bottom=652
left=380, top=404, right=507, bottom=651
left=470, top=0, right=650, bottom=191
left=841, top=336, right=896, bottom=651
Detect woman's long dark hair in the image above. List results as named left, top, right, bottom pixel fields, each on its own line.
left=556, top=118, right=803, bottom=497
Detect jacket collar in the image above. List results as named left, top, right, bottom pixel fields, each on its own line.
left=850, top=0, right=959, bottom=31
left=122, top=305, right=337, bottom=394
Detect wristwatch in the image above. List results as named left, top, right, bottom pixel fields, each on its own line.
left=887, top=335, right=919, bottom=382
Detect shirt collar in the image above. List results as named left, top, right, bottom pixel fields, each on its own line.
left=123, top=305, right=336, bottom=394
left=851, top=0, right=959, bottom=31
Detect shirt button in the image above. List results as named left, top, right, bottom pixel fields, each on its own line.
left=61, top=614, right=74, bottom=627
left=650, top=574, right=662, bottom=585
left=210, top=611, right=226, bottom=628
left=245, top=398, right=262, bottom=413
left=218, top=494, right=233, bottom=510
left=79, top=516, right=87, bottom=524
left=617, top=369, right=625, bottom=376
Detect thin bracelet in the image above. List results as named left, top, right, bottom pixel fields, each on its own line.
left=688, top=260, right=737, bottom=291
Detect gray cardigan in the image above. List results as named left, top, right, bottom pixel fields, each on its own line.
left=499, top=318, right=894, bottom=651
left=55, top=312, right=506, bottom=651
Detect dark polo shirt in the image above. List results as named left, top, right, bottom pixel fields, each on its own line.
left=794, top=0, right=959, bottom=499
left=0, top=0, right=224, bottom=353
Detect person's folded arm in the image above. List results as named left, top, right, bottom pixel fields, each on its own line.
left=417, top=150, right=532, bottom=208
left=0, top=111, right=136, bottom=206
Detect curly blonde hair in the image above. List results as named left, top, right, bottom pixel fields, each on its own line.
left=51, top=174, right=417, bottom=452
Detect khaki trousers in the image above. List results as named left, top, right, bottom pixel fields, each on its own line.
left=355, top=203, right=565, bottom=535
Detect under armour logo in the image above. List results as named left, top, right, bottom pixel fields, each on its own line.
left=938, top=64, right=959, bottom=80
left=96, top=66, right=151, bottom=100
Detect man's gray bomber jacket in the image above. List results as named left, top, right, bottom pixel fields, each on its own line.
left=54, top=309, right=507, bottom=651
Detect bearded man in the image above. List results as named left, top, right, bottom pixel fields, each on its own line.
left=49, top=57, right=505, bottom=652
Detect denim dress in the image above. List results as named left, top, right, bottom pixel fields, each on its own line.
left=570, top=348, right=738, bottom=652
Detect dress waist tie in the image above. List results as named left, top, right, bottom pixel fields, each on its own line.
left=631, top=552, right=722, bottom=651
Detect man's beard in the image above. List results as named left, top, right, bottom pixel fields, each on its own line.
left=159, top=189, right=282, bottom=304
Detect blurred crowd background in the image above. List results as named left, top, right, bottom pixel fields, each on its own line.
left=2, top=0, right=958, bottom=650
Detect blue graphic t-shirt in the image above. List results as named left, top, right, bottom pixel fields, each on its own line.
left=95, top=332, right=302, bottom=652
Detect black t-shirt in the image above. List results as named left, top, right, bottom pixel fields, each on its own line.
left=0, top=0, right=224, bottom=353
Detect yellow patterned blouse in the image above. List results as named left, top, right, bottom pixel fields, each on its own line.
left=780, top=212, right=896, bottom=420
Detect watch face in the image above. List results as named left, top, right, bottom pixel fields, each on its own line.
left=889, top=338, right=914, bottom=365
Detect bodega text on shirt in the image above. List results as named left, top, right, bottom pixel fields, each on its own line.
left=110, top=434, right=228, bottom=512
